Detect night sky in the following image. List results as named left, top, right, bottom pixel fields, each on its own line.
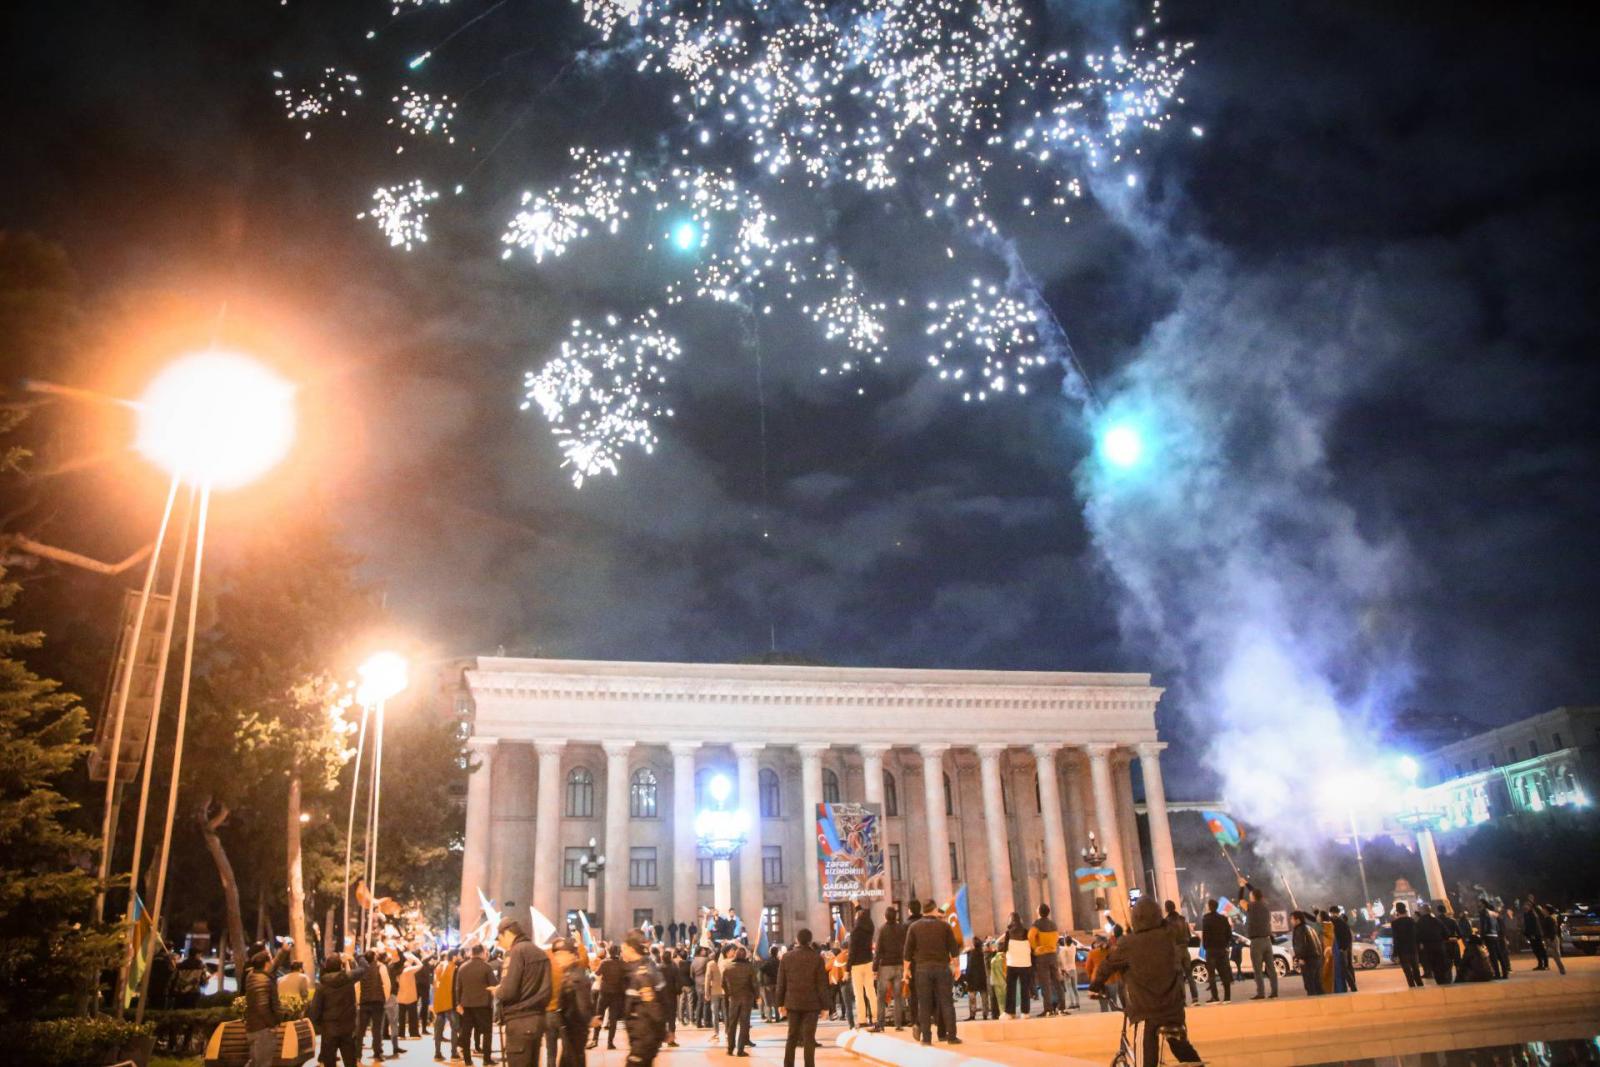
left=3, top=0, right=1597, bottom=800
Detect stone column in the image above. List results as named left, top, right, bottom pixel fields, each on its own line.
left=734, top=742, right=766, bottom=933
left=602, top=740, right=634, bottom=937
left=918, top=744, right=954, bottom=907
left=459, top=737, right=497, bottom=933
left=670, top=741, right=701, bottom=930
left=1032, top=744, right=1074, bottom=928
left=976, top=744, right=1017, bottom=930
left=1138, top=743, right=1182, bottom=906
left=798, top=743, right=828, bottom=938
left=532, top=739, right=566, bottom=924
left=1086, top=743, right=1130, bottom=922
left=1061, top=751, right=1091, bottom=928
left=859, top=743, right=892, bottom=924
left=1115, top=753, right=1144, bottom=893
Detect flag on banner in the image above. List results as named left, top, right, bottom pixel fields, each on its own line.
left=1201, top=810, right=1243, bottom=847
left=1075, top=866, right=1118, bottom=891
left=124, top=894, right=159, bottom=1010
left=1218, top=897, right=1241, bottom=918
left=942, top=885, right=972, bottom=943
left=530, top=906, right=558, bottom=948
left=834, top=912, right=847, bottom=946
left=756, top=921, right=770, bottom=960
left=576, top=909, right=597, bottom=954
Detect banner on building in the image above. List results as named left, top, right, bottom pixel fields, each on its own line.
left=815, top=801, right=885, bottom=902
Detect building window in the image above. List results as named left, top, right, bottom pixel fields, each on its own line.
left=1454, top=762, right=1464, bottom=777
left=566, top=767, right=595, bottom=818
left=889, top=844, right=902, bottom=885
left=761, top=905, right=784, bottom=946
left=762, top=845, right=784, bottom=885
left=1549, top=735, right=1559, bottom=751
left=1471, top=757, right=1480, bottom=770
left=759, top=768, right=781, bottom=818
left=563, top=847, right=586, bottom=888
left=884, top=771, right=899, bottom=816
left=630, top=767, right=659, bottom=819
left=944, top=773, right=955, bottom=816
left=633, top=908, right=655, bottom=929
left=698, top=858, right=714, bottom=888
left=1510, top=745, right=1519, bottom=762
left=823, top=768, right=841, bottom=804
left=629, top=846, right=658, bottom=888
left=948, top=841, right=959, bottom=881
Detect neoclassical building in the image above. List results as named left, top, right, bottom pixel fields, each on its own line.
left=458, top=657, right=1181, bottom=942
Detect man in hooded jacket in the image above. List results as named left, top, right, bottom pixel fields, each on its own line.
left=1089, top=897, right=1201, bottom=1067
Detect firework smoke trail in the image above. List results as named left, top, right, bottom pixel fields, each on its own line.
left=279, top=0, right=1196, bottom=483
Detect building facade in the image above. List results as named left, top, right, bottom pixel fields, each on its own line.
left=458, top=656, right=1180, bottom=941
left=1408, top=706, right=1598, bottom=831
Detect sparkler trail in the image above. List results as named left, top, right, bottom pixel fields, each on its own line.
left=281, top=0, right=1196, bottom=484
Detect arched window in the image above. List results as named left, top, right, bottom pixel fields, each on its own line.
left=759, top=768, right=781, bottom=818
left=884, top=771, right=899, bottom=816
left=944, top=773, right=955, bottom=816
left=630, top=767, right=658, bottom=818
left=566, top=767, right=594, bottom=818
left=823, top=768, right=841, bottom=804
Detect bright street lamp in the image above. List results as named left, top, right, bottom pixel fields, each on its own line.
left=695, top=773, right=750, bottom=912
left=356, top=651, right=409, bottom=948
left=116, top=351, right=295, bottom=1022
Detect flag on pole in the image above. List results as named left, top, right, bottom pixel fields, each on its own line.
left=124, top=894, right=160, bottom=1010
left=1201, top=810, right=1243, bottom=848
left=529, top=906, right=558, bottom=948
left=942, top=885, right=972, bottom=943
left=1217, top=897, right=1241, bottom=918
left=1075, top=866, right=1118, bottom=891
left=576, top=909, right=597, bottom=954
left=756, top=920, right=770, bottom=960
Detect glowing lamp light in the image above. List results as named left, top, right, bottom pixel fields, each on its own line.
left=672, top=220, right=700, bottom=251
left=1099, top=422, right=1145, bottom=469
left=357, top=651, right=409, bottom=707
left=707, top=773, right=733, bottom=806
left=1398, top=756, right=1420, bottom=783
left=136, top=352, right=296, bottom=489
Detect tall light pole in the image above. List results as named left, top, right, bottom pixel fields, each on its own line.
left=1395, top=756, right=1450, bottom=909
left=129, top=351, right=296, bottom=1024
left=357, top=651, right=408, bottom=947
left=694, top=774, right=749, bottom=914
left=341, top=700, right=373, bottom=952
left=579, top=837, right=607, bottom=921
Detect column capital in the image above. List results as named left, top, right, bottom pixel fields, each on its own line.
left=797, top=742, right=830, bottom=760
left=668, top=740, right=703, bottom=757
left=1084, top=742, right=1118, bottom=761
left=1030, top=742, right=1062, bottom=761
left=534, top=738, right=568, bottom=758
left=857, top=743, right=893, bottom=760
left=916, top=743, right=950, bottom=760
left=467, top=736, right=499, bottom=751
left=732, top=741, right=766, bottom=757
left=976, top=743, right=1008, bottom=763
left=601, top=739, right=635, bottom=758
left=1135, top=741, right=1168, bottom=760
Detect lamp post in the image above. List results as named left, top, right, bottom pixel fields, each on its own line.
left=694, top=774, right=749, bottom=913
left=580, top=837, right=607, bottom=921
left=129, top=352, right=295, bottom=1023
left=356, top=651, right=409, bottom=948
left=1395, top=757, right=1450, bottom=909
left=1081, top=832, right=1110, bottom=929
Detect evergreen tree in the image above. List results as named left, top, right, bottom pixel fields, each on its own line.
left=0, top=570, right=121, bottom=1017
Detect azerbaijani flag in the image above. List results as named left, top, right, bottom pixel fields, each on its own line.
left=576, top=909, right=597, bottom=954
left=1218, top=897, right=1241, bottom=918
left=1201, top=810, right=1243, bottom=848
left=942, top=885, right=972, bottom=943
left=756, top=922, right=770, bottom=960
left=1075, top=866, right=1118, bottom=891
left=124, top=894, right=158, bottom=1010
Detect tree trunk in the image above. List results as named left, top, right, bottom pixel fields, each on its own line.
left=198, top=797, right=248, bottom=988
left=286, top=770, right=314, bottom=972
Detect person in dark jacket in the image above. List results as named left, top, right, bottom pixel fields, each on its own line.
left=1390, top=903, right=1423, bottom=987
left=495, top=918, right=553, bottom=1067
left=308, top=952, right=370, bottom=1067
left=1538, top=904, right=1567, bottom=975
left=1290, top=912, right=1324, bottom=996
left=621, top=930, right=666, bottom=1067
left=1199, top=900, right=1233, bottom=1003
left=962, top=936, right=990, bottom=1021
left=1477, top=900, right=1508, bottom=980
left=871, top=906, right=907, bottom=1031
left=550, top=939, right=593, bottom=1067
left=847, top=908, right=877, bottom=1029
left=778, top=930, right=830, bottom=1067
left=1330, top=907, right=1357, bottom=992
left=721, top=946, right=758, bottom=1055
left=1090, top=897, right=1200, bottom=1067
left=358, top=944, right=392, bottom=1061
left=244, top=945, right=291, bottom=1067
left=1162, top=902, right=1198, bottom=1005
left=655, top=947, right=681, bottom=1047
left=1416, top=904, right=1451, bottom=987
left=592, top=946, right=628, bottom=1050
left=760, top=951, right=781, bottom=1022
left=1236, top=877, right=1278, bottom=999
left=455, top=944, right=497, bottom=1066
left=903, top=899, right=961, bottom=1047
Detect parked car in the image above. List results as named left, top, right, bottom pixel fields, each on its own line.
left=1184, top=932, right=1293, bottom=983
left=1563, top=905, right=1600, bottom=956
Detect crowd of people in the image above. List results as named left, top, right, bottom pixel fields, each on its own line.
left=210, top=881, right=1580, bottom=1067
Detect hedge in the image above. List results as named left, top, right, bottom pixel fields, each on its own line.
left=2, top=1016, right=154, bottom=1067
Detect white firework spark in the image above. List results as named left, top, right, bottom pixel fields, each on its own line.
left=273, top=68, right=363, bottom=136
left=284, top=0, right=1196, bottom=483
